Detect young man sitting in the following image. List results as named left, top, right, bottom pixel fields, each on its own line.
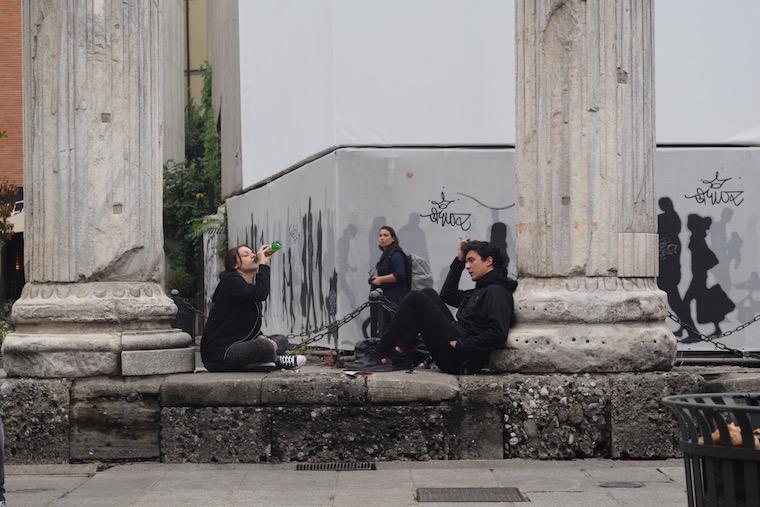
left=362, top=239, right=517, bottom=374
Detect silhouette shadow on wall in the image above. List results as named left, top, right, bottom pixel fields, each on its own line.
left=658, top=196, right=738, bottom=343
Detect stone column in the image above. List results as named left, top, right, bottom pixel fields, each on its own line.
left=491, top=0, right=676, bottom=372
left=2, top=0, right=195, bottom=377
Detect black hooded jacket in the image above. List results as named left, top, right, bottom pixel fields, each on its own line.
left=440, top=258, right=517, bottom=370
left=200, top=265, right=270, bottom=364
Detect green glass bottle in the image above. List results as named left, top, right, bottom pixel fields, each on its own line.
left=265, top=240, right=282, bottom=257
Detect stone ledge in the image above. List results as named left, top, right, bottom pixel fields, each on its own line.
left=3, top=367, right=746, bottom=464
left=367, top=370, right=460, bottom=404
left=703, top=372, right=760, bottom=393
left=261, top=369, right=366, bottom=405
left=161, top=373, right=265, bottom=406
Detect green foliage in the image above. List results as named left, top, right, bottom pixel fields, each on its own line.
left=0, top=300, right=14, bottom=345
left=0, top=130, right=15, bottom=251
left=165, top=267, right=195, bottom=296
left=163, top=63, right=223, bottom=295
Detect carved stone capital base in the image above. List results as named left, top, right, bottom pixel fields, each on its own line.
left=11, top=282, right=178, bottom=329
left=514, top=277, right=668, bottom=324
left=490, top=322, right=677, bottom=373
left=2, top=282, right=195, bottom=378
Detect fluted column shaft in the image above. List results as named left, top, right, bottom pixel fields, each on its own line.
left=26, top=0, right=163, bottom=282
left=516, top=0, right=656, bottom=277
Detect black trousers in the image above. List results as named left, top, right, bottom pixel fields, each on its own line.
left=205, top=334, right=289, bottom=372
left=379, top=288, right=466, bottom=374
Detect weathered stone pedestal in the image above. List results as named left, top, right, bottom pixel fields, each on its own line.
left=492, top=0, right=676, bottom=372
left=1, top=1, right=194, bottom=377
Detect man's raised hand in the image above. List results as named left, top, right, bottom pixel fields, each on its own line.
left=456, top=236, right=470, bottom=261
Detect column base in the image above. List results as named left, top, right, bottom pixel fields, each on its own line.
left=490, top=277, right=677, bottom=373
left=2, top=330, right=195, bottom=378
left=1, top=282, right=196, bottom=378
left=2, top=334, right=121, bottom=377
left=490, top=322, right=677, bottom=373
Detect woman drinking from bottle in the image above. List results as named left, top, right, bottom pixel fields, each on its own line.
left=201, top=244, right=306, bottom=372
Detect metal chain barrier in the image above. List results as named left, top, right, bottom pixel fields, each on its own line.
left=667, top=311, right=760, bottom=360
left=172, top=297, right=206, bottom=316
left=285, top=301, right=370, bottom=349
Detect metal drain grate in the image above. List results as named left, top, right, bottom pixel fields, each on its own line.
left=295, top=462, right=377, bottom=471
left=598, top=481, right=644, bottom=489
left=416, top=487, right=528, bottom=503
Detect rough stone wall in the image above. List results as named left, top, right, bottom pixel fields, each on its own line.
left=0, top=369, right=709, bottom=464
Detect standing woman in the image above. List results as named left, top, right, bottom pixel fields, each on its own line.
left=370, top=226, right=408, bottom=303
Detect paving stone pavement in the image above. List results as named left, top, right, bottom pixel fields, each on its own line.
left=5, top=459, right=689, bottom=506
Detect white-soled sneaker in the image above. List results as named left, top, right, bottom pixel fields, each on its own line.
left=275, top=354, right=307, bottom=370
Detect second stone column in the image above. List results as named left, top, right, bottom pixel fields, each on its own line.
left=491, top=0, right=676, bottom=372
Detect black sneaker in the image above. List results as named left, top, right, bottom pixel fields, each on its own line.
left=359, top=350, right=412, bottom=372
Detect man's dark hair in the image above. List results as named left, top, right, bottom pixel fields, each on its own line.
left=221, top=244, right=250, bottom=276
left=463, top=240, right=508, bottom=269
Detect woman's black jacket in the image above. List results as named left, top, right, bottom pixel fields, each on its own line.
left=200, top=266, right=270, bottom=363
left=375, top=245, right=407, bottom=302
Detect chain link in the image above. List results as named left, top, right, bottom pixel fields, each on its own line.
left=667, top=312, right=760, bottom=360
left=285, top=301, right=371, bottom=348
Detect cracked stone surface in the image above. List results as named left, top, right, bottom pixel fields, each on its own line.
left=503, top=374, right=610, bottom=459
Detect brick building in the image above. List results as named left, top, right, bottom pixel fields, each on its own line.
left=0, top=0, right=22, bottom=186
left=0, top=0, right=25, bottom=300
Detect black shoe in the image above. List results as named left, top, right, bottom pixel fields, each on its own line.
left=347, top=350, right=411, bottom=372
left=344, top=356, right=374, bottom=369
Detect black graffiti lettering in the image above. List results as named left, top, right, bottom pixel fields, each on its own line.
left=420, top=207, right=472, bottom=231
left=684, top=187, right=744, bottom=207
left=430, top=191, right=455, bottom=210
left=684, top=171, right=744, bottom=207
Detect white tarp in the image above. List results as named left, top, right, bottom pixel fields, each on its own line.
left=225, top=146, right=760, bottom=355
left=235, top=0, right=760, bottom=188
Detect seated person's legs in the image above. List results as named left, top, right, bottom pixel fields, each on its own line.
left=267, top=334, right=289, bottom=354
left=268, top=334, right=307, bottom=369
left=373, top=290, right=465, bottom=373
left=206, top=337, right=277, bottom=372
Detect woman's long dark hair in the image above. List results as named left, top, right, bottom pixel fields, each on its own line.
left=377, top=225, right=400, bottom=251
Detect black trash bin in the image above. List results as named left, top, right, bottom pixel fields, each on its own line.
left=663, top=393, right=760, bottom=507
